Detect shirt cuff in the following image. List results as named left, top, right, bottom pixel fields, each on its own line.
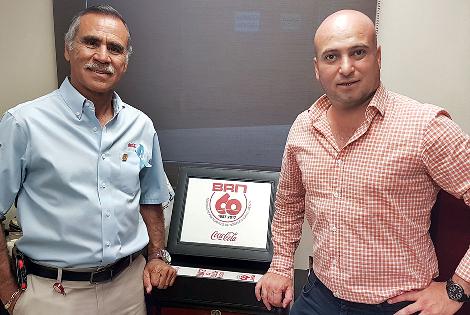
left=268, top=255, right=294, bottom=279
left=139, top=197, right=169, bottom=205
left=455, top=246, right=470, bottom=282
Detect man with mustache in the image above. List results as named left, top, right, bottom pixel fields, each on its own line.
left=0, top=5, right=175, bottom=315
left=255, top=9, right=469, bottom=315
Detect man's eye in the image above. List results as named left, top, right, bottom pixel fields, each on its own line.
left=324, top=54, right=337, bottom=62
left=353, top=49, right=366, bottom=57
left=82, top=39, right=99, bottom=48
left=108, top=44, right=124, bottom=55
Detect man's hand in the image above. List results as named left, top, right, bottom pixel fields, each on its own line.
left=143, top=258, right=176, bottom=293
left=140, top=204, right=176, bottom=293
left=388, top=281, right=463, bottom=315
left=254, top=272, right=293, bottom=310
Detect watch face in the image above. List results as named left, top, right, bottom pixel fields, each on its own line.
left=160, top=249, right=171, bottom=264
left=448, top=283, right=463, bottom=300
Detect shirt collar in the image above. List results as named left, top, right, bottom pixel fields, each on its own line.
left=367, top=83, right=387, bottom=116
left=307, top=82, right=388, bottom=122
left=307, top=94, right=331, bottom=122
left=112, top=92, right=125, bottom=116
left=58, top=77, right=125, bottom=120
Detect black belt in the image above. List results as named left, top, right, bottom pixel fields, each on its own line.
left=24, top=250, right=142, bottom=283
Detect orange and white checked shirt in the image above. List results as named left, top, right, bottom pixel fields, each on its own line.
left=268, top=84, right=470, bottom=304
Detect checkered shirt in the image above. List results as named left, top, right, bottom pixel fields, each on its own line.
left=268, top=84, right=470, bottom=303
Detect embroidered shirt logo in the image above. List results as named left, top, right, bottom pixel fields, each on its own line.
left=123, top=142, right=151, bottom=168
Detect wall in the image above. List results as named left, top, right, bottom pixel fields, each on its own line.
left=0, top=0, right=58, bottom=223
left=377, top=0, right=470, bottom=134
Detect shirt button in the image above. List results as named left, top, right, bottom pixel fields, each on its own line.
left=101, top=154, right=106, bottom=160
left=333, top=192, right=340, bottom=198
left=105, top=211, right=111, bottom=218
left=336, top=159, right=343, bottom=166
left=105, top=241, right=111, bottom=247
left=75, top=112, right=80, bottom=117
left=101, top=182, right=106, bottom=189
left=93, top=127, right=98, bottom=132
left=331, top=224, right=337, bottom=232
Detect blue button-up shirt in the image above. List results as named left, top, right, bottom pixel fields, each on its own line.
left=0, top=78, right=169, bottom=268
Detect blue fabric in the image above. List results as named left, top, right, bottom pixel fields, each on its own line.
left=291, top=271, right=414, bottom=315
left=0, top=78, right=169, bottom=268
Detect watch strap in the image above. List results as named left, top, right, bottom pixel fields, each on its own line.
left=148, top=248, right=171, bottom=264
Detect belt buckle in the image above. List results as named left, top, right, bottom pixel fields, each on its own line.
left=90, top=266, right=113, bottom=284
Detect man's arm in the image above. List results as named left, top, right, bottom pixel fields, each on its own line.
left=140, top=204, right=165, bottom=255
left=421, top=113, right=470, bottom=206
left=140, top=204, right=176, bottom=293
left=255, top=118, right=307, bottom=310
left=0, top=111, right=28, bottom=314
left=389, top=114, right=470, bottom=314
left=0, top=223, right=21, bottom=314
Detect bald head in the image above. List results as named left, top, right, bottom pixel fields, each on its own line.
left=312, top=10, right=381, bottom=110
left=314, top=10, right=377, bottom=57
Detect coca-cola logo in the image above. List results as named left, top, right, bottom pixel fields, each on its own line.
left=206, top=182, right=251, bottom=226
left=211, top=231, right=238, bottom=242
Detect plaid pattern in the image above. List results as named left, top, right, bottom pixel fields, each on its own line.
left=268, top=84, right=470, bottom=303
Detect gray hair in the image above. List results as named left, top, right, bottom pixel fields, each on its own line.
left=64, top=4, right=133, bottom=62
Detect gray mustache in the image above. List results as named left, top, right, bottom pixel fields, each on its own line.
left=85, top=62, right=115, bottom=75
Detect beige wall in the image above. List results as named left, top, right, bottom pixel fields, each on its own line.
left=377, top=0, right=470, bottom=134
left=0, top=0, right=58, bottom=223
left=0, top=0, right=58, bottom=113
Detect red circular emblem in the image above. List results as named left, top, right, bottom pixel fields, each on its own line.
left=207, top=191, right=250, bottom=226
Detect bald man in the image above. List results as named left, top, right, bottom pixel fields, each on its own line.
left=255, top=10, right=469, bottom=315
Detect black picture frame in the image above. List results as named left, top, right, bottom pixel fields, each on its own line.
left=167, top=165, right=279, bottom=262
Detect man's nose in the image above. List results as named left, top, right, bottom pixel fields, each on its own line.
left=338, top=57, right=354, bottom=76
left=93, top=45, right=111, bottom=63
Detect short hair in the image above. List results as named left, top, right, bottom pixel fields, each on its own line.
left=64, top=4, right=133, bottom=61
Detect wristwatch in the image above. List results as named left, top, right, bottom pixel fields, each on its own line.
left=446, top=279, right=470, bottom=303
left=149, top=248, right=171, bottom=265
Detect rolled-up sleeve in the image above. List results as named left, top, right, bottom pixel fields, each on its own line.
left=455, top=247, right=470, bottom=282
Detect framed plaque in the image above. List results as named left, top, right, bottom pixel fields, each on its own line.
left=167, top=165, right=279, bottom=262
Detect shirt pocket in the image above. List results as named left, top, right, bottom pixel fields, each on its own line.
left=116, top=151, right=141, bottom=195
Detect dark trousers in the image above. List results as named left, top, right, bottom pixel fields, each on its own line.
left=290, top=271, right=413, bottom=315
